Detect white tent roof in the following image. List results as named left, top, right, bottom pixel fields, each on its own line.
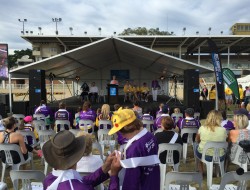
left=10, top=37, right=213, bottom=79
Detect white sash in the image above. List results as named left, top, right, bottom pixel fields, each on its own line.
left=120, top=155, right=160, bottom=168
left=47, top=169, right=82, bottom=190
left=169, top=132, right=178, bottom=144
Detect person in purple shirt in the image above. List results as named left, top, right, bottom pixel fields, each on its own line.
left=154, top=104, right=170, bottom=131
left=151, top=79, right=160, bottom=102
left=140, top=108, right=154, bottom=132
left=109, top=108, right=160, bottom=190
left=42, top=130, right=121, bottom=190
left=156, top=103, right=164, bottom=118
left=220, top=110, right=234, bottom=130
left=79, top=101, right=97, bottom=132
left=176, top=108, right=200, bottom=143
left=54, top=101, right=73, bottom=132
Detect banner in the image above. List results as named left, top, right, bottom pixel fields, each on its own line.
left=207, top=39, right=225, bottom=100
left=223, top=68, right=240, bottom=100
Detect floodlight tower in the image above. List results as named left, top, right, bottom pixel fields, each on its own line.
left=183, top=27, right=186, bottom=35
left=18, top=19, right=27, bottom=35
left=208, top=27, right=212, bottom=35
left=69, top=27, right=73, bottom=35
left=52, top=18, right=62, bottom=35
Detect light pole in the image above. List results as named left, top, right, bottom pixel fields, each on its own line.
left=183, top=27, right=186, bottom=35
left=52, top=18, right=62, bottom=35
left=18, top=19, right=27, bottom=35
left=98, top=27, right=102, bottom=35
left=38, top=27, right=42, bottom=35
left=196, top=31, right=199, bottom=35
left=208, top=27, right=212, bottom=35
left=69, top=27, right=73, bottom=35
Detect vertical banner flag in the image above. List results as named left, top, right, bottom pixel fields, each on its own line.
left=207, top=39, right=225, bottom=100
left=223, top=68, right=240, bottom=100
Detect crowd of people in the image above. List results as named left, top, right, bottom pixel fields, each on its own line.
left=1, top=95, right=250, bottom=189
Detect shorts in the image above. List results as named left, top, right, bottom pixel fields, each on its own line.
left=195, top=145, right=225, bottom=162
left=225, top=95, right=232, bottom=101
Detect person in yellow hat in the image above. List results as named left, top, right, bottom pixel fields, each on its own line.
left=109, top=108, right=160, bottom=190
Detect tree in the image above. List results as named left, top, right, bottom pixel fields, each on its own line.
left=119, top=27, right=173, bottom=35
left=8, top=48, right=34, bottom=68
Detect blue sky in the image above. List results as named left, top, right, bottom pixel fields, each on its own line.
left=0, top=0, right=249, bottom=52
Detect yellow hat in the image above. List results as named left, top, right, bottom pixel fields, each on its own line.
left=108, top=108, right=136, bottom=135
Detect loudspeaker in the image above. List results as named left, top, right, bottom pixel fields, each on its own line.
left=0, top=103, right=6, bottom=118
left=12, top=101, right=29, bottom=115
left=200, top=100, right=215, bottom=119
left=0, top=94, right=13, bottom=105
left=184, top=69, right=200, bottom=110
left=29, top=70, right=46, bottom=108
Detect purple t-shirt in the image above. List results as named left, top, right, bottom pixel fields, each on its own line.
left=221, top=119, right=235, bottom=130
left=55, top=109, right=73, bottom=127
left=43, top=167, right=119, bottom=190
left=122, top=131, right=160, bottom=190
left=34, top=104, right=53, bottom=118
left=79, top=109, right=97, bottom=122
left=176, top=117, right=200, bottom=130
left=154, top=114, right=170, bottom=131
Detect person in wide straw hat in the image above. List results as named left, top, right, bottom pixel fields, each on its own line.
left=43, top=130, right=121, bottom=190
left=109, top=108, right=160, bottom=190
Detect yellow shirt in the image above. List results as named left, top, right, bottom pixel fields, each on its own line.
left=141, top=86, right=149, bottom=93
left=209, top=89, right=216, bottom=100
left=225, top=87, right=233, bottom=95
left=239, top=88, right=244, bottom=99
left=123, top=84, right=132, bottom=93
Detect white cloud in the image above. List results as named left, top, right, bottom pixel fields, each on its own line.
left=0, top=0, right=249, bottom=50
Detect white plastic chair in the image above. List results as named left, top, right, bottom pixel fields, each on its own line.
left=180, top=128, right=198, bottom=164
left=98, top=120, right=112, bottom=130
left=198, top=141, right=228, bottom=189
left=171, top=113, right=183, bottom=123
left=79, top=119, right=94, bottom=134
left=154, top=128, right=163, bottom=135
left=33, top=113, right=46, bottom=121
left=12, top=114, right=25, bottom=127
left=165, top=171, right=203, bottom=190
left=69, top=129, right=82, bottom=136
left=38, top=130, right=56, bottom=145
left=0, top=144, right=31, bottom=182
left=231, top=144, right=249, bottom=172
left=158, top=143, right=183, bottom=190
left=55, top=120, right=70, bottom=132
left=33, top=120, right=46, bottom=131
left=98, top=129, right=116, bottom=154
left=142, top=119, right=154, bottom=132
left=98, top=89, right=106, bottom=103
left=194, top=112, right=200, bottom=120
left=10, top=170, right=45, bottom=190
left=210, top=171, right=250, bottom=190
left=92, top=141, right=104, bottom=161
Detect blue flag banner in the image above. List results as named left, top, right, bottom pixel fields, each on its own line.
left=207, top=39, right=225, bottom=100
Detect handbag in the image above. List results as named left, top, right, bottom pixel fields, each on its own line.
left=239, top=140, right=250, bottom=153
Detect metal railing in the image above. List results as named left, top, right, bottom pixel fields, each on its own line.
left=0, top=84, right=73, bottom=89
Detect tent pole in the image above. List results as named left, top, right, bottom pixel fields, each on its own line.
left=8, top=73, right=12, bottom=115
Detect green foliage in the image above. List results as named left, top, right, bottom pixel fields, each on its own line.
left=119, top=27, right=173, bottom=35
left=7, top=48, right=34, bottom=68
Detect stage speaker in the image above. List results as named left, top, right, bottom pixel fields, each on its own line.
left=200, top=100, right=215, bottom=119
left=13, top=101, right=29, bottom=115
left=29, top=70, right=46, bottom=108
left=0, top=94, right=13, bottom=105
left=184, top=69, right=200, bottom=110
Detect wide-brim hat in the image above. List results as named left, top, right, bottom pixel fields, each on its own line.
left=108, top=108, right=136, bottom=135
left=42, top=130, right=86, bottom=170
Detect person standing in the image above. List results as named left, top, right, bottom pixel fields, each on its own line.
left=225, top=86, right=233, bottom=107
left=200, top=85, right=208, bottom=100
left=110, top=75, right=119, bottom=85
left=151, top=79, right=160, bottom=102
left=209, top=85, right=216, bottom=101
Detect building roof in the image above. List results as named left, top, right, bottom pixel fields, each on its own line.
left=10, top=37, right=212, bottom=79
left=21, top=35, right=250, bottom=54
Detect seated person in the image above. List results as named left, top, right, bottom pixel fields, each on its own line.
left=132, top=101, right=143, bottom=117
left=19, top=116, right=39, bottom=145
left=229, top=114, right=250, bottom=162
left=171, top=108, right=183, bottom=125
left=123, top=80, right=132, bottom=102
left=134, top=83, right=141, bottom=101
left=42, top=130, right=121, bottom=189
left=96, top=104, right=112, bottom=129
left=76, top=132, right=103, bottom=173
left=220, top=110, right=234, bottom=130
left=0, top=117, right=41, bottom=164
left=54, top=102, right=73, bottom=132
left=140, top=108, right=154, bottom=132
left=34, top=100, right=53, bottom=128
left=141, top=82, right=150, bottom=102
left=79, top=101, right=97, bottom=133
left=156, top=103, right=165, bottom=118
left=176, top=108, right=200, bottom=143
left=154, top=105, right=170, bottom=131
left=88, top=82, right=98, bottom=103
left=80, top=82, right=89, bottom=102
left=155, top=116, right=183, bottom=164
left=195, top=110, right=227, bottom=173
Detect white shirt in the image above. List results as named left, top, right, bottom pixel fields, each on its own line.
left=89, top=86, right=98, bottom=93
left=76, top=155, right=103, bottom=173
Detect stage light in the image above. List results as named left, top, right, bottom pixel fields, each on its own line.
left=18, top=19, right=27, bottom=35
left=160, top=76, right=165, bottom=80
